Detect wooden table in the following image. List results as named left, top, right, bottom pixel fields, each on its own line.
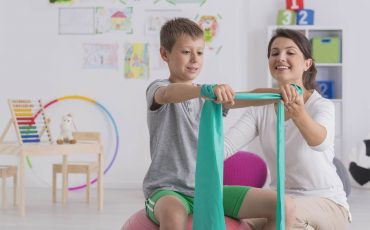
left=0, top=142, right=104, bottom=216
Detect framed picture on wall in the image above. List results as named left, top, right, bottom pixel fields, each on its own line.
left=59, top=7, right=95, bottom=34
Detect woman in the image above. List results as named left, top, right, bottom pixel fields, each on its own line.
left=225, top=29, right=350, bottom=229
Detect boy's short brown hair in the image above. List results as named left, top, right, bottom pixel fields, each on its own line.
left=160, top=18, right=204, bottom=52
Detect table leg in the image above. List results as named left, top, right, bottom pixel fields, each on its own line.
left=19, top=152, right=25, bottom=216
left=13, top=170, right=17, bottom=207
left=62, top=155, right=68, bottom=204
left=98, top=147, right=104, bottom=210
left=2, top=172, right=6, bottom=209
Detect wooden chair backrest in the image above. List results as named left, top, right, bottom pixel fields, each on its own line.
left=72, top=132, right=100, bottom=142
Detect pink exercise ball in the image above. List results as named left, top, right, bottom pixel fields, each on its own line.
left=121, top=209, right=251, bottom=230
left=224, top=151, right=267, bottom=188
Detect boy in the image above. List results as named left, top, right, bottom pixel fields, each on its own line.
left=143, top=18, right=295, bottom=230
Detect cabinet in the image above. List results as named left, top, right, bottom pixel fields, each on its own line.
left=267, top=25, right=344, bottom=159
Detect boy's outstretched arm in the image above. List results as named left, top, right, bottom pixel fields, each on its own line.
left=154, top=83, right=201, bottom=105
left=154, top=83, right=235, bottom=105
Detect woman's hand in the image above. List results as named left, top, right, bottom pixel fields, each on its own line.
left=279, top=84, right=329, bottom=147
left=279, top=84, right=305, bottom=119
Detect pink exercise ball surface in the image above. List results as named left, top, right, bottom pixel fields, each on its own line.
left=121, top=209, right=251, bottom=230
left=224, top=151, right=267, bottom=188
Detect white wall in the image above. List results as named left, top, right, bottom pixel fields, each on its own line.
left=0, top=0, right=248, bottom=188
left=1, top=0, right=369, bottom=189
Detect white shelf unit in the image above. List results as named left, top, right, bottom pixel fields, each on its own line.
left=267, top=25, right=344, bottom=159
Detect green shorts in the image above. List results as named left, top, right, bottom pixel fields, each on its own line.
left=145, top=185, right=251, bottom=225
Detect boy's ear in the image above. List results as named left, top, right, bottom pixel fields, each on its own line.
left=160, top=47, right=169, bottom=62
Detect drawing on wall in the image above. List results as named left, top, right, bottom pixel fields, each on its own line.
left=122, top=0, right=152, bottom=3
left=77, top=0, right=116, bottom=3
left=52, top=0, right=119, bottom=6
left=166, top=0, right=206, bottom=6
left=59, top=8, right=95, bottom=34
left=144, top=9, right=183, bottom=36
left=96, top=7, right=133, bottom=34
left=197, top=15, right=222, bottom=54
left=50, top=0, right=74, bottom=3
left=124, top=43, right=150, bottom=79
left=83, top=43, right=119, bottom=69
left=145, top=15, right=169, bottom=36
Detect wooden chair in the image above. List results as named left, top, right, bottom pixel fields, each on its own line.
left=52, top=131, right=101, bottom=203
left=0, top=165, right=17, bottom=208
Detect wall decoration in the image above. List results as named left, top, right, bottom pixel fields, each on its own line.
left=59, top=7, right=95, bottom=34
left=83, top=43, right=119, bottom=69
left=276, top=0, right=314, bottom=26
left=145, top=15, right=170, bottom=36
left=50, top=0, right=74, bottom=4
left=196, top=14, right=223, bottom=54
left=77, top=0, right=116, bottom=3
left=124, top=43, right=150, bottom=79
left=123, top=0, right=152, bottom=3
left=95, top=7, right=133, bottom=34
left=144, top=9, right=183, bottom=36
left=166, top=0, right=206, bottom=6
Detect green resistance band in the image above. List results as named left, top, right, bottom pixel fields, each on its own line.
left=193, top=84, right=301, bottom=230
left=237, top=93, right=285, bottom=230
left=193, top=85, right=225, bottom=230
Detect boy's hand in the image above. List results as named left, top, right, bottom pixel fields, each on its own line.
left=213, top=84, right=235, bottom=106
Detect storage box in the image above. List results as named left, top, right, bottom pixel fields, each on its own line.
left=317, top=80, right=334, bottom=99
left=312, top=37, right=341, bottom=63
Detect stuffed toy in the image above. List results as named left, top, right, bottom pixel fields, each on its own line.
left=56, top=114, right=77, bottom=144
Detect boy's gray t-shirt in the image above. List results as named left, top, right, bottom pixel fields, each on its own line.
left=143, top=79, right=204, bottom=199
